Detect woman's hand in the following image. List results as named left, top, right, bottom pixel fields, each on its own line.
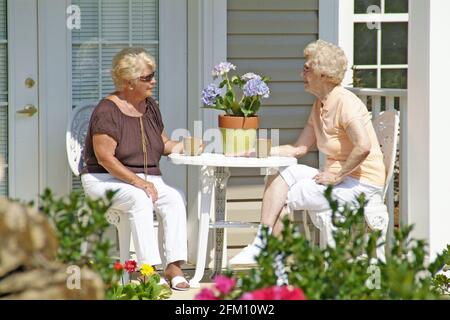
left=179, top=141, right=206, bottom=155
left=171, top=141, right=184, bottom=154
left=135, top=180, right=158, bottom=202
left=314, top=171, right=343, bottom=186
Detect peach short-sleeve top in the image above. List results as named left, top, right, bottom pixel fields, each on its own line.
left=307, top=86, right=386, bottom=187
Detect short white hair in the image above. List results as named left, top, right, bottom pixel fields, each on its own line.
left=111, top=47, right=156, bottom=90
left=304, top=40, right=348, bottom=85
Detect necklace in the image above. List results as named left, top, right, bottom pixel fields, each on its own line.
left=109, top=94, right=149, bottom=177
left=139, top=116, right=148, bottom=180
left=107, top=94, right=149, bottom=178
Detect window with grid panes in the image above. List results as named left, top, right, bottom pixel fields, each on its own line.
left=0, top=0, right=7, bottom=196
left=353, top=0, right=408, bottom=89
left=71, top=0, right=159, bottom=192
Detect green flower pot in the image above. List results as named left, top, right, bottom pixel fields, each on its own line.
left=220, top=128, right=257, bottom=156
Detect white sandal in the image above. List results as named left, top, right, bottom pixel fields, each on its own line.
left=169, top=275, right=190, bottom=291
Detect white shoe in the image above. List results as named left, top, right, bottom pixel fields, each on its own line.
left=229, top=244, right=261, bottom=265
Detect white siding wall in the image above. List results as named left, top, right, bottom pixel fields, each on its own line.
left=226, top=0, right=319, bottom=250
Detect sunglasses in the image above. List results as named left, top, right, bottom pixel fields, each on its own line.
left=138, top=72, right=156, bottom=82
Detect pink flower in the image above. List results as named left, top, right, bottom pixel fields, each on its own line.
left=195, top=288, right=219, bottom=300
left=124, top=260, right=137, bottom=273
left=214, top=275, right=236, bottom=295
left=241, top=286, right=306, bottom=300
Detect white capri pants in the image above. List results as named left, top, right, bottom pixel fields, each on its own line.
left=279, top=164, right=382, bottom=211
left=81, top=173, right=187, bottom=267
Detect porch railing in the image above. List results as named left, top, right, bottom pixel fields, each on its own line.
left=347, top=87, right=407, bottom=246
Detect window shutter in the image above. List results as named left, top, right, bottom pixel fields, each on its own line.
left=71, top=0, right=159, bottom=192
left=0, top=0, right=8, bottom=196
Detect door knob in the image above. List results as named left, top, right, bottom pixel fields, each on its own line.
left=25, top=78, right=36, bottom=88
left=16, top=104, right=38, bottom=117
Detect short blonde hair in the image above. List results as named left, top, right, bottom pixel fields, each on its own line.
left=111, top=47, right=156, bottom=90
left=304, top=40, right=348, bottom=85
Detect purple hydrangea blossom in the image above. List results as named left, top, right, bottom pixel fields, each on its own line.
left=241, top=72, right=262, bottom=81
left=201, top=84, right=222, bottom=106
left=212, top=62, right=236, bottom=79
left=243, top=78, right=270, bottom=98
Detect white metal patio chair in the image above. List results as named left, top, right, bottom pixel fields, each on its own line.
left=303, top=110, right=399, bottom=262
left=66, top=103, right=161, bottom=283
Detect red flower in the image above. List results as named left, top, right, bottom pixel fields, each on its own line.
left=124, top=260, right=137, bottom=273
left=113, top=262, right=124, bottom=272
left=195, top=288, right=219, bottom=300
left=241, top=285, right=306, bottom=300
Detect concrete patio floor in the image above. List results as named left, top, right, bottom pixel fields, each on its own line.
left=168, top=282, right=213, bottom=300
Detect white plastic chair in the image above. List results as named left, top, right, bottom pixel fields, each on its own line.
left=304, top=110, right=400, bottom=262
left=66, top=103, right=160, bottom=282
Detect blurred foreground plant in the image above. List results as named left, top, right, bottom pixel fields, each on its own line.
left=40, top=189, right=171, bottom=300
left=40, top=189, right=115, bottom=289
left=231, top=186, right=450, bottom=300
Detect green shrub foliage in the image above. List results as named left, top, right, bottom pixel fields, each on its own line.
left=234, top=186, right=450, bottom=299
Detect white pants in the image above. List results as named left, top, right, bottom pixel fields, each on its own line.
left=81, top=173, right=187, bottom=267
left=279, top=164, right=382, bottom=211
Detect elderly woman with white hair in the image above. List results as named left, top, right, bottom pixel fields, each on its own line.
left=80, top=47, right=189, bottom=290
left=230, top=39, right=386, bottom=265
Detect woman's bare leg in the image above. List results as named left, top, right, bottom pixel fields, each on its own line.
left=260, top=173, right=289, bottom=228
left=229, top=173, right=289, bottom=265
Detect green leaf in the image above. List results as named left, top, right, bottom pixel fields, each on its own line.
left=219, top=79, right=229, bottom=89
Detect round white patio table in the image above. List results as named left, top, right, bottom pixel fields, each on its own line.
left=169, top=152, right=297, bottom=287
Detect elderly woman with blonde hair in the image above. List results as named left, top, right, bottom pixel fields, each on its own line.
left=80, top=47, right=189, bottom=290
left=230, top=39, right=386, bottom=265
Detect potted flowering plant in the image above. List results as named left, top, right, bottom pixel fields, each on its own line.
left=201, top=62, right=270, bottom=156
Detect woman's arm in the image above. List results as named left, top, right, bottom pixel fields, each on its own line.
left=314, top=119, right=371, bottom=185
left=93, top=134, right=158, bottom=200
left=271, top=121, right=316, bottom=158
left=161, top=131, right=183, bottom=156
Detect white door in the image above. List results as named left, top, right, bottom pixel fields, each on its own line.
left=4, top=0, right=40, bottom=202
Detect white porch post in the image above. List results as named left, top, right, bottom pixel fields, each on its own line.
left=319, top=0, right=354, bottom=87
left=318, top=0, right=354, bottom=167
left=408, top=0, right=450, bottom=259
left=38, top=0, right=72, bottom=197
left=186, top=0, right=227, bottom=265
left=158, top=0, right=188, bottom=194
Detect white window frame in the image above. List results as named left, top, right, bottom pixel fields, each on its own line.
left=319, top=0, right=409, bottom=89
left=353, top=1, right=408, bottom=88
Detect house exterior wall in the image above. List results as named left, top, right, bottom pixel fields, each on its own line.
left=226, top=0, right=319, bottom=252
left=408, top=0, right=450, bottom=259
